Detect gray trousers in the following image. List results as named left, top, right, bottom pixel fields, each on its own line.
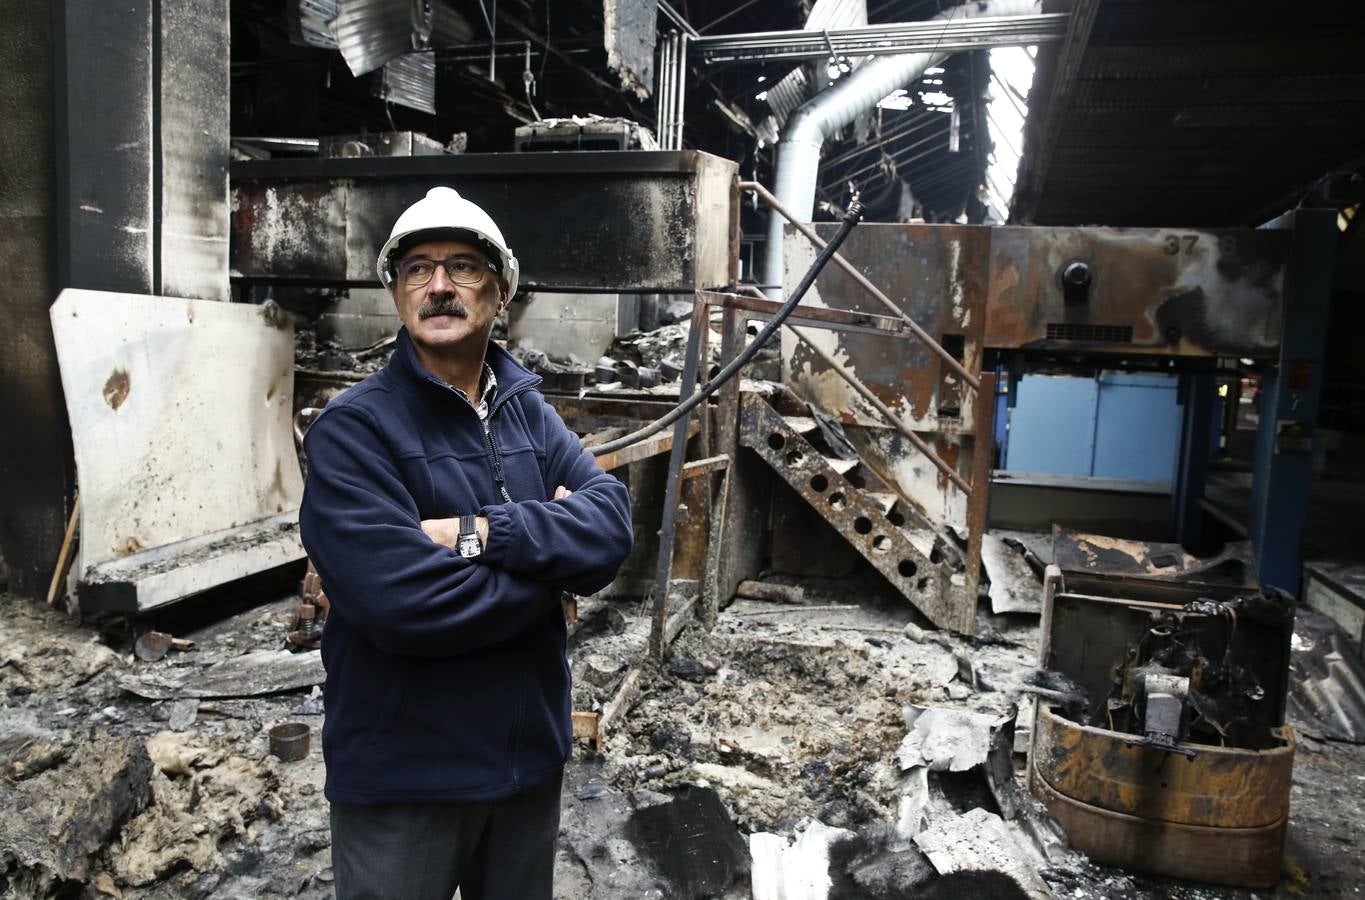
left=329, top=770, right=562, bottom=900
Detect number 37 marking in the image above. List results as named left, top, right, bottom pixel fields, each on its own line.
left=1164, top=234, right=1199, bottom=254
left=1163, top=234, right=1238, bottom=255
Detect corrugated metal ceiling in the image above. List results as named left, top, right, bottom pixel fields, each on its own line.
left=1012, top=0, right=1365, bottom=227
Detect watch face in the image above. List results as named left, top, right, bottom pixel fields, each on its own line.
left=458, top=535, right=481, bottom=558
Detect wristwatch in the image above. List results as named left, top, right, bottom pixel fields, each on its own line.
left=456, top=515, right=482, bottom=559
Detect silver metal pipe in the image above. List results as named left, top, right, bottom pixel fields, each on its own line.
left=665, top=33, right=678, bottom=149
left=658, top=0, right=700, bottom=39
left=657, top=33, right=674, bottom=149
left=673, top=35, right=689, bottom=149
left=761, top=0, right=1043, bottom=297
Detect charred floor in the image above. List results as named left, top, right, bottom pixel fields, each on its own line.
left=5, top=0, right=1365, bottom=898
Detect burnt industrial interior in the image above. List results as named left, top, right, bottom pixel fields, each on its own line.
left=4, top=0, right=1365, bottom=897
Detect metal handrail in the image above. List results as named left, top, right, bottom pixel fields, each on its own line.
left=789, top=326, right=972, bottom=494
left=731, top=284, right=971, bottom=495
left=739, top=180, right=981, bottom=393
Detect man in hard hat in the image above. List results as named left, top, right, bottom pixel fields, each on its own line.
left=299, top=187, right=633, bottom=899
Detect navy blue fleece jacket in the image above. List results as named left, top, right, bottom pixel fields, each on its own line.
left=299, top=328, right=632, bottom=804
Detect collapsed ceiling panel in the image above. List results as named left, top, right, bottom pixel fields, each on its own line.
left=295, top=0, right=473, bottom=76
left=377, top=52, right=436, bottom=113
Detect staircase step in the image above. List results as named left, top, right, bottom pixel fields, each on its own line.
left=865, top=491, right=898, bottom=514
left=781, top=415, right=819, bottom=435
left=902, top=528, right=938, bottom=561
left=827, top=457, right=858, bottom=475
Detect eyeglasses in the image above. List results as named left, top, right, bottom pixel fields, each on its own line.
left=396, top=255, right=497, bottom=288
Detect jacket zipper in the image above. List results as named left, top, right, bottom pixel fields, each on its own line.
left=483, top=417, right=513, bottom=502
left=478, top=377, right=536, bottom=504
left=428, top=374, right=534, bottom=504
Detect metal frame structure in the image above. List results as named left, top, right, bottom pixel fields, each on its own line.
left=639, top=281, right=991, bottom=652
left=691, top=13, right=1068, bottom=64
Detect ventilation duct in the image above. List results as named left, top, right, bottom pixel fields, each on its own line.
left=761, top=0, right=1041, bottom=295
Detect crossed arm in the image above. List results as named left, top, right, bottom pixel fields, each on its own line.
left=299, top=402, right=631, bottom=656
left=421, top=485, right=573, bottom=549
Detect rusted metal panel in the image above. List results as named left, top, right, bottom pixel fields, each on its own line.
left=962, top=371, right=998, bottom=612
left=715, top=308, right=769, bottom=606
left=230, top=151, right=738, bottom=293
left=1031, top=763, right=1287, bottom=889
left=782, top=223, right=990, bottom=433
left=985, top=226, right=1288, bottom=357
left=1032, top=704, right=1294, bottom=829
left=780, top=223, right=988, bottom=529
left=1051, top=528, right=1258, bottom=588
left=700, top=290, right=911, bottom=337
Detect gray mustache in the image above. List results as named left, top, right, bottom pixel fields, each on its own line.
left=417, top=298, right=470, bottom=320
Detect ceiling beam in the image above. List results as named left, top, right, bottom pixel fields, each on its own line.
left=1011, top=0, right=1100, bottom=223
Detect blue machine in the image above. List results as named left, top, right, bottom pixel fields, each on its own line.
left=989, top=211, right=1336, bottom=595
left=1003, top=372, right=1182, bottom=483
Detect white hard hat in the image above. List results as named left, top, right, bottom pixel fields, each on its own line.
left=376, top=187, right=520, bottom=298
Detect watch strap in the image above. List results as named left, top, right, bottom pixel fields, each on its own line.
left=458, top=514, right=477, bottom=543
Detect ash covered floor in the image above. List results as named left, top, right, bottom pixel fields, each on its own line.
left=2, top=580, right=1363, bottom=899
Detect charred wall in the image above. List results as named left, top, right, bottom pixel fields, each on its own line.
left=0, top=0, right=230, bottom=598
left=56, top=0, right=229, bottom=299
left=0, top=1, right=70, bottom=594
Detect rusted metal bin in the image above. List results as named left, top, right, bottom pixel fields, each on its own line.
left=1030, top=704, right=1293, bottom=887
left=1031, top=532, right=1298, bottom=888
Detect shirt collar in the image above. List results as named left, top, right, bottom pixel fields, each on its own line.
left=450, top=362, right=498, bottom=420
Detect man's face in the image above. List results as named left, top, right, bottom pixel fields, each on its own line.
left=390, top=239, right=507, bottom=354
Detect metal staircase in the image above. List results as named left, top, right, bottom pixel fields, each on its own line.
left=739, top=393, right=975, bottom=632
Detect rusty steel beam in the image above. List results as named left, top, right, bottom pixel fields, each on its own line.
left=713, top=305, right=769, bottom=607
left=699, top=460, right=731, bottom=630
left=547, top=395, right=682, bottom=433
left=698, top=290, right=910, bottom=337
left=648, top=297, right=709, bottom=659
left=592, top=420, right=698, bottom=472
left=739, top=180, right=981, bottom=392
left=788, top=326, right=971, bottom=495
left=681, top=454, right=730, bottom=479
left=963, top=370, right=998, bottom=607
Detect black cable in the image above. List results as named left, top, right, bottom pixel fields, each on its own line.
left=588, top=199, right=864, bottom=457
